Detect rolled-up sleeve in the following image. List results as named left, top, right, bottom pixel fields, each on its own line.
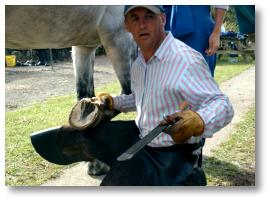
left=113, top=93, right=136, bottom=113
left=212, top=5, right=229, bottom=10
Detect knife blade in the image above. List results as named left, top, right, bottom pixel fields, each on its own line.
left=117, top=124, right=169, bottom=161
left=116, top=101, right=189, bottom=161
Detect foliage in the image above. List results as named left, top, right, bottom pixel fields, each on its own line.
left=223, top=6, right=239, bottom=32
left=211, top=6, right=238, bottom=32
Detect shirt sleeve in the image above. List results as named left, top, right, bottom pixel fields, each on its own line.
left=179, top=57, right=234, bottom=138
left=212, top=5, right=229, bottom=10
left=113, top=93, right=136, bottom=113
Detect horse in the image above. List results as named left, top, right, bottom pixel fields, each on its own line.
left=6, top=5, right=136, bottom=175
left=6, top=5, right=136, bottom=99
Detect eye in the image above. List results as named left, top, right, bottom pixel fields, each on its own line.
left=128, top=14, right=139, bottom=22
left=131, top=16, right=139, bottom=22
left=145, top=13, right=155, bottom=19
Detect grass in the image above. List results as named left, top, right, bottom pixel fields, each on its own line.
left=5, top=95, right=76, bottom=186
left=204, top=106, right=255, bottom=186
left=214, top=58, right=255, bottom=83
left=5, top=59, right=255, bottom=186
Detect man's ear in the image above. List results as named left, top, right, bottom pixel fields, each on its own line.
left=161, top=13, right=166, bottom=27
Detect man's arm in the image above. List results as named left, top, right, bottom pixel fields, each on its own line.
left=159, top=56, right=234, bottom=144
left=179, top=58, right=234, bottom=139
left=205, top=6, right=228, bottom=56
left=113, top=93, right=136, bottom=113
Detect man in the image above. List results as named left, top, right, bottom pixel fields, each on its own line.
left=32, top=6, right=234, bottom=186
left=164, top=5, right=228, bottom=76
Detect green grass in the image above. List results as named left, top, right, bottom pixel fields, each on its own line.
left=5, top=95, right=76, bottom=186
left=214, top=59, right=255, bottom=84
left=5, top=60, right=255, bottom=186
left=204, top=106, right=255, bottom=186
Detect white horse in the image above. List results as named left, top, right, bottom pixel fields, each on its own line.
left=6, top=5, right=136, bottom=175
left=6, top=5, right=136, bottom=99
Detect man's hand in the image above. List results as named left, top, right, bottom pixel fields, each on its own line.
left=205, top=7, right=226, bottom=56
left=90, top=93, right=114, bottom=110
left=205, top=31, right=220, bottom=56
left=161, top=110, right=205, bottom=144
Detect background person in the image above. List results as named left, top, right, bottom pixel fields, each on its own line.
left=164, top=5, right=228, bottom=77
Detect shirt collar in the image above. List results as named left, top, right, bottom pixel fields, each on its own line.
left=138, top=31, right=173, bottom=64
left=154, top=31, right=173, bottom=60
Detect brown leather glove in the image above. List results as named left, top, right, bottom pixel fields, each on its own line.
left=161, top=110, right=205, bottom=144
left=90, top=92, right=114, bottom=110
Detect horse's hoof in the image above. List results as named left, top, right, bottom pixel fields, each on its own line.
left=87, top=159, right=110, bottom=176
left=69, top=99, right=120, bottom=130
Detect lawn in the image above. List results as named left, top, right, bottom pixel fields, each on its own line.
left=5, top=59, right=255, bottom=186
left=204, top=106, right=255, bottom=186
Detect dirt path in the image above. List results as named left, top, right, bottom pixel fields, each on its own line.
left=5, top=55, right=117, bottom=111
left=40, top=66, right=255, bottom=186
left=203, top=66, right=255, bottom=155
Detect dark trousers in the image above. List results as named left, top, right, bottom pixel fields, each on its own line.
left=73, top=120, right=206, bottom=186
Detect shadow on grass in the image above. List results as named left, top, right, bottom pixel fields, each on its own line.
left=217, top=54, right=255, bottom=66
left=203, top=156, right=255, bottom=186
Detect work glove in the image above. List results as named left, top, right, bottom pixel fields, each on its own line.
left=161, top=110, right=205, bottom=144
left=69, top=92, right=114, bottom=129
left=90, top=92, right=114, bottom=110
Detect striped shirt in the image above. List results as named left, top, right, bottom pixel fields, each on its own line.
left=113, top=32, right=234, bottom=147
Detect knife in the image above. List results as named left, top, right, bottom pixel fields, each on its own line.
left=117, top=124, right=169, bottom=161
left=117, top=101, right=189, bottom=161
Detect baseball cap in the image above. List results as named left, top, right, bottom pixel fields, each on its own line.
left=124, top=5, right=164, bottom=16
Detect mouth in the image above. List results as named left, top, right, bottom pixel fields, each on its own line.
left=139, top=33, right=150, bottom=38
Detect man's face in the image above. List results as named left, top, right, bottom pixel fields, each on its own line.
left=124, top=7, right=166, bottom=51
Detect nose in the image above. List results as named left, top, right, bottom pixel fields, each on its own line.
left=138, top=18, right=147, bottom=30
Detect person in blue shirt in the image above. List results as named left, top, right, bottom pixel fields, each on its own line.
left=164, top=5, right=228, bottom=77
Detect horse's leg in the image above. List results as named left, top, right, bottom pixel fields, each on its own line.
left=72, top=46, right=96, bottom=99
left=100, top=32, right=136, bottom=95
left=72, top=45, right=111, bottom=175
left=98, top=14, right=136, bottom=95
